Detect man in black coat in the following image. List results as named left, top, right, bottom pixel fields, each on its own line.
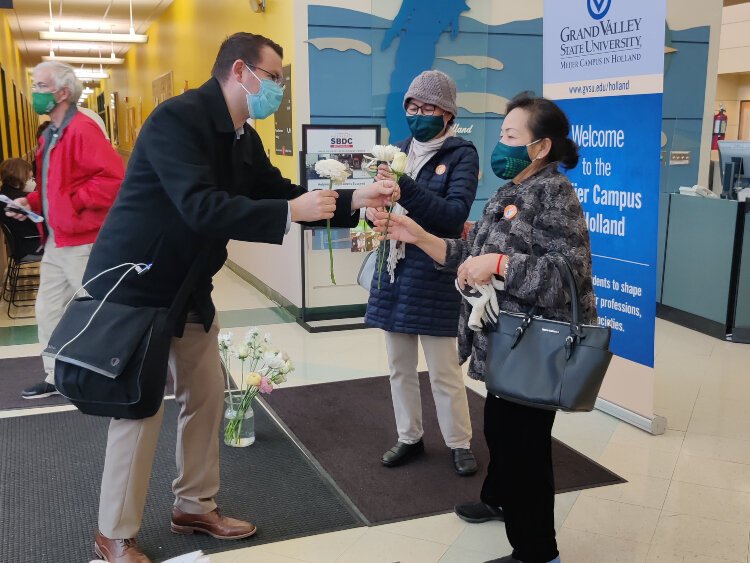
left=89, top=33, right=397, bottom=563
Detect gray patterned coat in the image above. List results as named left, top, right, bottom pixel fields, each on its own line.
left=441, top=163, right=598, bottom=381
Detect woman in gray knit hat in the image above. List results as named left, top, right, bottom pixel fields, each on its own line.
left=372, top=92, right=597, bottom=563
left=365, top=70, right=480, bottom=476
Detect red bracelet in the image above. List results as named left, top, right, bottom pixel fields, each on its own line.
left=496, top=254, right=504, bottom=275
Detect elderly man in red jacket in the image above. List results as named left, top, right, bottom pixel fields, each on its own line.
left=7, top=61, right=123, bottom=399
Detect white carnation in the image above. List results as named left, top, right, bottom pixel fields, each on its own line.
left=315, top=159, right=351, bottom=185
left=371, top=144, right=400, bottom=162
left=390, top=151, right=408, bottom=175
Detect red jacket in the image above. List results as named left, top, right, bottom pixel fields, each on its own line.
left=27, top=111, right=124, bottom=247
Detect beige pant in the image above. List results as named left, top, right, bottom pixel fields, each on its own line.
left=98, top=321, right=225, bottom=539
left=385, top=331, right=472, bottom=449
left=36, top=242, right=93, bottom=384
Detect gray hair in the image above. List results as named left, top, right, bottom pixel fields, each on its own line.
left=34, top=61, right=83, bottom=102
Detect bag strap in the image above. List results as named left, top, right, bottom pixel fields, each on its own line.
left=548, top=251, right=582, bottom=333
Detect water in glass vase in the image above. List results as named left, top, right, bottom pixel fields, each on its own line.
left=224, top=396, right=255, bottom=447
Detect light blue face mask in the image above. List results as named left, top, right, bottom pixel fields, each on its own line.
left=241, top=64, right=284, bottom=120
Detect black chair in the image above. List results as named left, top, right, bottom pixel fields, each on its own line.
left=0, top=220, right=42, bottom=319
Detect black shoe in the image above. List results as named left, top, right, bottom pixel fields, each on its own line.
left=452, top=448, right=478, bottom=476
left=484, top=556, right=522, bottom=563
left=381, top=439, right=424, bottom=467
left=21, top=382, right=60, bottom=399
left=454, top=501, right=504, bottom=523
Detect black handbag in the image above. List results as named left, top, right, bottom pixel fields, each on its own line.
left=42, top=255, right=204, bottom=420
left=484, top=253, right=612, bottom=412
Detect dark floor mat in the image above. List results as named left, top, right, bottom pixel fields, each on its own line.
left=264, top=374, right=626, bottom=524
left=0, top=356, right=68, bottom=410
left=0, top=400, right=363, bottom=562
left=0, top=356, right=191, bottom=411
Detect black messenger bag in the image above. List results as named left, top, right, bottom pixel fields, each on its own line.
left=484, top=253, right=613, bottom=412
left=43, top=256, right=204, bottom=419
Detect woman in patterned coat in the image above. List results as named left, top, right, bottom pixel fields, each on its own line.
left=372, top=92, right=597, bottom=563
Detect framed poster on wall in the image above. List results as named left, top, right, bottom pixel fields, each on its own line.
left=274, top=64, right=293, bottom=156
left=298, top=124, right=381, bottom=332
left=152, top=71, right=173, bottom=108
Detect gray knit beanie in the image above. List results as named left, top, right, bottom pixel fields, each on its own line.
left=403, top=70, right=458, bottom=117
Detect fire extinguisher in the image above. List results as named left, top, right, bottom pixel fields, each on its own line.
left=712, top=105, right=728, bottom=150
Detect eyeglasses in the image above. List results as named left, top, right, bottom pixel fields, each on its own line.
left=405, top=102, right=441, bottom=116
left=245, top=63, right=285, bottom=86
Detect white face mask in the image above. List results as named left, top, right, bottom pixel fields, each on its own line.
left=24, top=178, right=37, bottom=193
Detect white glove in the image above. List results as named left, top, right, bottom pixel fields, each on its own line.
left=455, top=277, right=506, bottom=332
left=482, top=277, right=505, bottom=329
left=455, top=279, right=491, bottom=332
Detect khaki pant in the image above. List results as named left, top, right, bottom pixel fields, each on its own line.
left=98, top=321, right=225, bottom=539
left=36, top=243, right=93, bottom=384
left=385, top=331, right=472, bottom=449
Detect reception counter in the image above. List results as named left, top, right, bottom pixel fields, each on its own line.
left=658, top=194, right=750, bottom=342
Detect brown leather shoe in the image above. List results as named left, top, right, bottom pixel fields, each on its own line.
left=94, top=531, right=151, bottom=562
left=170, top=507, right=257, bottom=540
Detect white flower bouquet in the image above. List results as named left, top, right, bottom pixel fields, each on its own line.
left=369, top=145, right=408, bottom=289
left=219, top=328, right=294, bottom=446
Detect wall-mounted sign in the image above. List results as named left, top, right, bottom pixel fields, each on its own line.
left=275, top=64, right=293, bottom=156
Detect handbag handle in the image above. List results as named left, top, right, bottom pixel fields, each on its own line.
left=509, top=252, right=585, bottom=359
left=547, top=252, right=581, bottom=334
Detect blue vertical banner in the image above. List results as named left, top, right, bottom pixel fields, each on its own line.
left=543, top=0, right=666, bottom=368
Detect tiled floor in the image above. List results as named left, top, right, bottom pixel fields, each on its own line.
left=2, top=267, right=749, bottom=563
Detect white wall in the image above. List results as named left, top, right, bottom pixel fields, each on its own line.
left=227, top=225, right=304, bottom=308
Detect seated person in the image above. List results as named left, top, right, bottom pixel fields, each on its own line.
left=0, top=158, right=42, bottom=259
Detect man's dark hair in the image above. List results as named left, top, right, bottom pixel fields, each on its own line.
left=211, top=33, right=283, bottom=82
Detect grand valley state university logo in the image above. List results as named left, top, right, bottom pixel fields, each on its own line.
left=588, top=0, right=612, bottom=20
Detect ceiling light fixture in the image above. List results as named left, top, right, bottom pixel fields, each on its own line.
left=110, top=27, right=116, bottom=59
left=40, top=31, right=148, bottom=43
left=42, top=55, right=124, bottom=64
left=74, top=68, right=109, bottom=79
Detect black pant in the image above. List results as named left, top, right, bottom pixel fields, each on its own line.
left=481, top=394, right=558, bottom=563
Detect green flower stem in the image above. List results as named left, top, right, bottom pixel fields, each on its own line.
left=326, top=179, right=336, bottom=284
left=224, top=387, right=258, bottom=445
left=327, top=219, right=336, bottom=284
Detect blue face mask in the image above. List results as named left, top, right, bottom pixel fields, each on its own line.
left=490, top=139, right=541, bottom=179
left=241, top=65, right=284, bottom=120
left=406, top=115, right=445, bottom=142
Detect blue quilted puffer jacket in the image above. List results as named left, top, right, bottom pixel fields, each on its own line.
left=365, top=136, right=479, bottom=337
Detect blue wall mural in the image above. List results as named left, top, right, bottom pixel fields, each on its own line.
left=307, top=3, right=710, bottom=228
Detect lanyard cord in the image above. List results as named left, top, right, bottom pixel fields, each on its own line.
left=53, top=262, right=152, bottom=360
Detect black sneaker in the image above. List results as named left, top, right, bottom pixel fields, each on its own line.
left=21, top=382, right=60, bottom=399
left=454, top=501, right=504, bottom=523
